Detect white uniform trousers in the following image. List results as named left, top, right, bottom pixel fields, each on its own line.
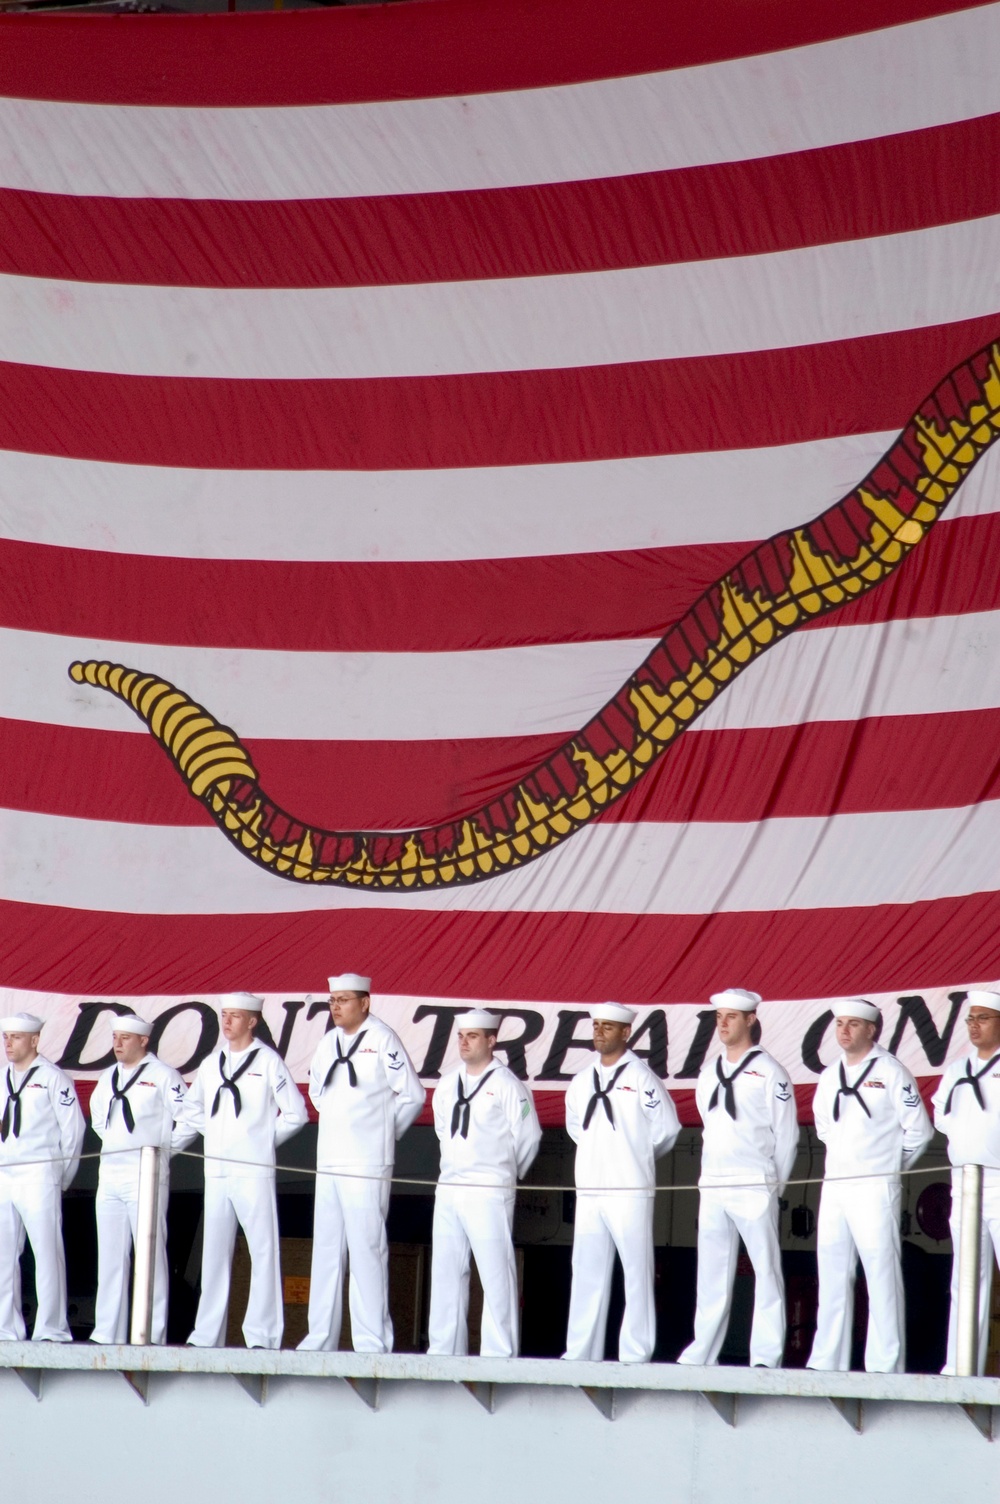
left=298, top=1171, right=392, bottom=1353
left=564, top=1191, right=656, bottom=1364
left=808, top=1176, right=904, bottom=1373
left=942, top=1168, right=1000, bottom=1375
left=0, top=1172, right=71, bottom=1342
left=678, top=1185, right=785, bottom=1367
left=188, top=1176, right=283, bottom=1349
left=428, top=1185, right=519, bottom=1358
left=91, top=1175, right=170, bottom=1345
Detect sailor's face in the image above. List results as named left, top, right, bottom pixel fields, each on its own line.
left=113, top=1031, right=149, bottom=1066
left=836, top=1016, right=876, bottom=1055
left=967, top=1008, right=1000, bottom=1055
left=458, top=1028, right=495, bottom=1069
left=592, top=1020, right=630, bottom=1058
left=221, top=1009, right=258, bottom=1043
left=716, top=1009, right=753, bottom=1049
left=2, top=1031, right=39, bottom=1066
left=330, top=992, right=370, bottom=1032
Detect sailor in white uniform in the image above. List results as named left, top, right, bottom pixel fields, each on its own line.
left=678, top=988, right=798, bottom=1369
left=933, top=989, right=1000, bottom=1375
left=428, top=1009, right=541, bottom=1357
left=0, top=1012, right=85, bottom=1342
left=807, top=1000, right=932, bottom=1373
left=298, top=973, right=425, bottom=1353
left=563, top=1003, right=680, bottom=1364
left=181, top=993, right=307, bottom=1349
left=89, top=1015, right=188, bottom=1345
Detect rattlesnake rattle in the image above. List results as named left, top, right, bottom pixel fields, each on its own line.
left=70, top=340, right=1000, bottom=892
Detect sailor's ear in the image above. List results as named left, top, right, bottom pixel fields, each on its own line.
left=749, top=1015, right=762, bottom=1046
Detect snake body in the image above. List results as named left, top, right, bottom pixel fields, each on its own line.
left=70, top=340, right=1000, bottom=891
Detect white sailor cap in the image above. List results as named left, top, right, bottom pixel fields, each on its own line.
left=328, top=974, right=372, bottom=994
left=965, top=989, right=1000, bottom=1014
left=219, top=992, right=264, bottom=1013
left=455, top=1009, right=501, bottom=1031
left=111, top=1016, right=152, bottom=1036
left=0, top=1013, right=43, bottom=1034
left=835, top=999, right=881, bottom=1024
left=589, top=1002, right=637, bottom=1025
left=710, top=988, right=762, bottom=1013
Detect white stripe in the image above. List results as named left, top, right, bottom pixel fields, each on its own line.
left=1, top=436, right=992, bottom=565
left=3, top=609, right=999, bottom=741
left=4, top=218, right=1000, bottom=378
left=0, top=433, right=906, bottom=560
left=1, top=9, right=998, bottom=199
left=0, top=986, right=984, bottom=1087
left=2, top=435, right=996, bottom=562
left=3, top=799, right=999, bottom=916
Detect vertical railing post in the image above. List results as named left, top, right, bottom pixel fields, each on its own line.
left=129, top=1145, right=160, bottom=1346
left=956, top=1162, right=984, bottom=1377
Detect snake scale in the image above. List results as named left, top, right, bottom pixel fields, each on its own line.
left=70, top=340, right=1000, bottom=891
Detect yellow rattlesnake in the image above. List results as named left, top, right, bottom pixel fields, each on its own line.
left=70, top=340, right=1000, bottom=891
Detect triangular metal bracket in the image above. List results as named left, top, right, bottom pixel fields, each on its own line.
left=463, top=1380, right=496, bottom=1413
left=962, top=1403, right=995, bottom=1441
left=345, top=1375, right=380, bottom=1411
left=829, top=1396, right=863, bottom=1433
left=582, top=1386, right=616, bottom=1420
left=235, top=1373, right=268, bottom=1406
left=701, top=1391, right=737, bottom=1426
left=123, top=1371, right=150, bottom=1405
left=14, top=1368, right=41, bottom=1400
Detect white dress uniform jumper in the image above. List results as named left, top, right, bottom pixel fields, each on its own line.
left=933, top=1049, right=1000, bottom=1374
left=89, top=1051, right=188, bottom=1344
left=0, top=1057, right=84, bottom=1341
left=563, top=1051, right=680, bottom=1363
left=428, top=1061, right=541, bottom=1357
left=298, top=1015, right=425, bottom=1353
left=808, top=1044, right=932, bottom=1373
left=181, top=1041, right=307, bottom=1348
left=678, top=1046, right=798, bottom=1368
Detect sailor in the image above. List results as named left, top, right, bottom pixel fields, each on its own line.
left=298, top=974, right=425, bottom=1353
left=427, top=1009, right=541, bottom=1358
left=933, top=989, right=1000, bottom=1375
left=678, top=988, right=798, bottom=1368
left=89, top=1015, right=188, bottom=1345
left=563, top=1003, right=680, bottom=1363
left=181, top=993, right=307, bottom=1349
left=0, top=1012, right=85, bottom=1342
left=807, top=1000, right=932, bottom=1373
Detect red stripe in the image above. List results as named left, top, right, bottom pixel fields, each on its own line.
left=0, top=509, right=993, bottom=653
left=2, top=317, right=999, bottom=471
left=4, top=709, right=999, bottom=831
left=5, top=115, right=999, bottom=289
left=2, top=891, right=999, bottom=1001
left=0, top=0, right=982, bottom=107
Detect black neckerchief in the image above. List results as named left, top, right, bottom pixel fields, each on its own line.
left=211, top=1048, right=260, bottom=1119
left=323, top=1030, right=368, bottom=1089
left=107, top=1062, right=148, bottom=1133
left=0, top=1065, right=39, bottom=1142
left=708, top=1050, right=762, bottom=1119
left=582, top=1062, right=629, bottom=1130
left=832, top=1057, right=878, bottom=1121
left=451, top=1069, right=496, bottom=1138
left=944, top=1053, right=1000, bottom=1114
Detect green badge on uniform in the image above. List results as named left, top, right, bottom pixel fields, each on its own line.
left=521, top=1099, right=530, bottom=1119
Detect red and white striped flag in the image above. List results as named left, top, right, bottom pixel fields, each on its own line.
left=2, top=0, right=1000, bottom=1122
